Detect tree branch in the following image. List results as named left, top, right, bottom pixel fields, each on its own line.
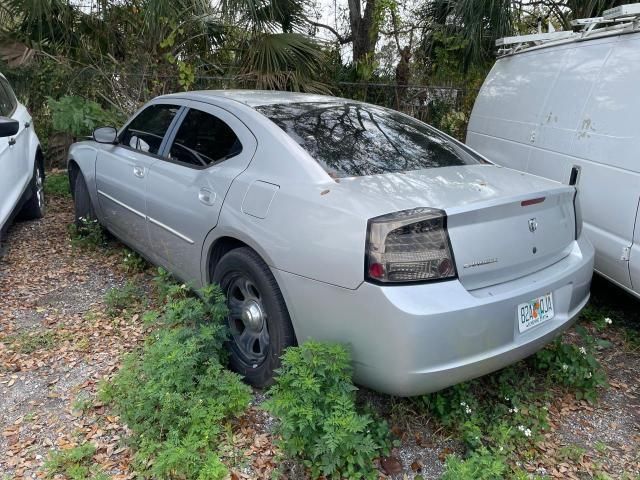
left=306, top=17, right=353, bottom=44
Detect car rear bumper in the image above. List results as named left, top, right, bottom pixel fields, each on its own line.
left=273, top=235, right=594, bottom=396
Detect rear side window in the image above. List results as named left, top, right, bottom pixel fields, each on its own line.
left=0, top=79, right=16, bottom=117
left=256, top=102, right=482, bottom=178
left=167, top=108, right=242, bottom=167
left=119, top=104, right=180, bottom=155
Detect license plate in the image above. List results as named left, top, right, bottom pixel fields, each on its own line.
left=517, top=293, right=554, bottom=333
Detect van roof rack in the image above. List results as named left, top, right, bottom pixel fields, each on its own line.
left=495, top=3, right=640, bottom=55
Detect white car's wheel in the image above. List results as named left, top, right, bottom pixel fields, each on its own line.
left=19, top=161, right=45, bottom=220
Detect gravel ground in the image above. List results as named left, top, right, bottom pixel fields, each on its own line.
left=1, top=189, right=638, bottom=479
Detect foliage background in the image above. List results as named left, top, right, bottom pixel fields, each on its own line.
left=0, top=0, right=624, bottom=167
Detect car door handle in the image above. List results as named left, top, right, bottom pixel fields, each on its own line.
left=24, top=121, right=30, bottom=128
left=8, top=137, right=15, bottom=146
left=198, top=188, right=216, bottom=206
left=133, top=166, right=145, bottom=178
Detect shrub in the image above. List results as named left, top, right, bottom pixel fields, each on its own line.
left=265, top=341, right=391, bottom=480
left=48, top=95, right=124, bottom=138
left=100, top=284, right=251, bottom=479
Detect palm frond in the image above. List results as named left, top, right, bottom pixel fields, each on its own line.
left=240, top=32, right=329, bottom=91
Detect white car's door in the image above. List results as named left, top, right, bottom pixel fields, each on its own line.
left=0, top=77, right=30, bottom=230
left=145, top=102, right=257, bottom=282
left=95, top=103, right=181, bottom=252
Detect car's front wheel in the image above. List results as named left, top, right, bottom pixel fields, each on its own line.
left=19, top=161, right=45, bottom=220
left=213, top=247, right=296, bottom=388
left=73, top=171, right=96, bottom=225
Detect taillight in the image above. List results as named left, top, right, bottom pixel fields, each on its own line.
left=573, top=189, right=583, bottom=239
left=365, top=208, right=457, bottom=284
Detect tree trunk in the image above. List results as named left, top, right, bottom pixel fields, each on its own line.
left=348, top=0, right=378, bottom=64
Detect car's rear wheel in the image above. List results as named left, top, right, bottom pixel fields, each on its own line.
left=213, top=247, right=296, bottom=388
left=19, top=161, right=45, bottom=220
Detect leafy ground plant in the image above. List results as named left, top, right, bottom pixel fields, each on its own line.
left=265, top=341, right=392, bottom=480
left=44, top=443, right=108, bottom=480
left=104, top=280, right=143, bottom=317
left=4, top=330, right=56, bottom=353
left=44, top=172, right=71, bottom=198
left=100, top=284, right=251, bottom=479
left=68, top=216, right=105, bottom=249
left=533, top=325, right=609, bottom=403
left=121, top=248, right=147, bottom=273
left=419, top=317, right=610, bottom=479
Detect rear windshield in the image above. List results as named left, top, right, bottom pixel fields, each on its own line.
left=255, top=102, right=482, bottom=178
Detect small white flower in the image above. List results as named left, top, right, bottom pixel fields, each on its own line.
left=605, top=317, right=612, bottom=325
left=517, top=425, right=525, bottom=432
left=499, top=446, right=504, bottom=452
left=465, top=406, right=472, bottom=414
left=509, top=406, right=519, bottom=414
left=562, top=364, right=569, bottom=371
left=504, top=396, right=510, bottom=401
left=585, top=371, right=592, bottom=379
left=579, top=347, right=587, bottom=355
left=460, top=401, right=467, bottom=407
left=180, top=284, right=187, bottom=289
left=524, top=428, right=532, bottom=437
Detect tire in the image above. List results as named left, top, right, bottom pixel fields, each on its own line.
left=73, top=172, right=96, bottom=226
left=213, top=247, right=296, bottom=388
left=19, top=161, right=45, bottom=220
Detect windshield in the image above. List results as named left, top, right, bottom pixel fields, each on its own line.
left=256, top=102, right=483, bottom=178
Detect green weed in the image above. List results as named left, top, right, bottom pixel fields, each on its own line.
left=265, top=341, right=392, bottom=480
left=104, top=281, right=143, bottom=317
left=44, top=172, right=71, bottom=198
left=100, top=283, right=250, bottom=479
left=558, top=444, right=586, bottom=462
left=68, top=217, right=105, bottom=250
left=44, top=443, right=106, bottom=479
left=5, top=330, right=56, bottom=353
left=121, top=248, right=147, bottom=273
left=533, top=326, right=609, bottom=403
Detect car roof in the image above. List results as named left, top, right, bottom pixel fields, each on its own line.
left=157, top=89, right=348, bottom=108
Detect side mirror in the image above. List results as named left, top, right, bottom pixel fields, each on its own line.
left=93, top=126, right=118, bottom=144
left=0, top=117, right=19, bottom=138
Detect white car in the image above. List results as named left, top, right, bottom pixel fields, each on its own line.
left=0, top=72, right=45, bottom=239
left=68, top=91, right=594, bottom=395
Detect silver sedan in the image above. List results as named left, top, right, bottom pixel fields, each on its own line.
left=68, top=91, right=594, bottom=395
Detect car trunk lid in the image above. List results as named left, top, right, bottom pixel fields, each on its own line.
left=336, top=165, right=576, bottom=290
left=446, top=188, right=575, bottom=290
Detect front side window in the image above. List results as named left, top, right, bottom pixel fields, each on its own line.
left=256, top=102, right=483, bottom=178
left=0, top=79, right=16, bottom=117
left=167, top=108, right=242, bottom=167
left=119, top=104, right=180, bottom=155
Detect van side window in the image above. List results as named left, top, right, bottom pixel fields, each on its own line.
left=119, top=104, right=180, bottom=155
left=167, top=108, right=242, bottom=167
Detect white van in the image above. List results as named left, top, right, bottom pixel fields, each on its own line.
left=467, top=5, right=640, bottom=298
